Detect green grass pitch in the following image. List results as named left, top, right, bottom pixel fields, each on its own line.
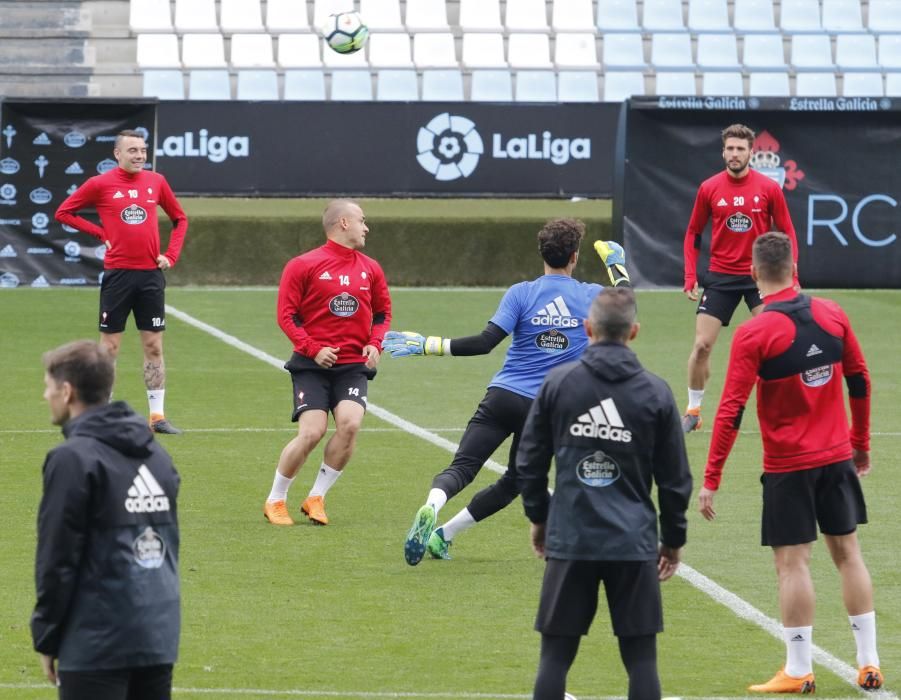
left=1, top=286, right=898, bottom=699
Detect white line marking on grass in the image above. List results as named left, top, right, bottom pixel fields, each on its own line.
left=165, top=304, right=895, bottom=700
left=0, top=427, right=467, bottom=435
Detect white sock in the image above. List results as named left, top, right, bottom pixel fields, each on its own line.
left=267, top=470, right=295, bottom=502
left=440, top=508, right=476, bottom=541
left=783, top=625, right=813, bottom=677
left=308, top=463, right=341, bottom=498
left=687, top=388, right=704, bottom=410
left=849, top=611, right=879, bottom=668
left=426, top=488, right=447, bottom=514
left=148, top=389, right=165, bottom=415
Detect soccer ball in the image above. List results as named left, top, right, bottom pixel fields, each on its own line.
left=320, top=11, right=369, bottom=55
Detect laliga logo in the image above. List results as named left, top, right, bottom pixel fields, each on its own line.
left=416, top=113, right=483, bottom=181
left=751, top=131, right=805, bottom=191
left=156, top=129, right=250, bottom=163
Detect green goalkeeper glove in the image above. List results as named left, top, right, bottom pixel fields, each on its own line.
left=594, top=240, right=631, bottom=287
left=383, top=331, right=446, bottom=357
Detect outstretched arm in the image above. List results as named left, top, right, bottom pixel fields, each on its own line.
left=383, top=322, right=507, bottom=358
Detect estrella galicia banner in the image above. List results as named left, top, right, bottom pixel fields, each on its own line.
left=154, top=101, right=619, bottom=197
left=0, top=99, right=157, bottom=288
left=616, top=96, right=901, bottom=288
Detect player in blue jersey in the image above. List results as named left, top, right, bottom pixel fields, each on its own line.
left=383, top=219, right=631, bottom=566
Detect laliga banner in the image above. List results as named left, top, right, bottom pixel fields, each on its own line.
left=0, top=100, right=157, bottom=288
left=154, top=101, right=619, bottom=196
left=616, top=96, right=901, bottom=288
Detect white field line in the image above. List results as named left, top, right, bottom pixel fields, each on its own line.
left=162, top=304, right=895, bottom=699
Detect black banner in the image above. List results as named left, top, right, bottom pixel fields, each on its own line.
left=616, top=96, right=901, bottom=288
left=0, top=100, right=157, bottom=288
left=154, top=101, right=619, bottom=197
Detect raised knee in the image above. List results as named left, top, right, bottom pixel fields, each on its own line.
left=298, top=424, right=327, bottom=446
left=334, top=415, right=362, bottom=438
left=693, top=338, right=714, bottom=357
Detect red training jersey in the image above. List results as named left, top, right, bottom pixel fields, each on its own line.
left=683, top=169, right=798, bottom=290
left=277, top=239, right=392, bottom=364
left=55, top=167, right=188, bottom=270
left=704, top=287, right=870, bottom=491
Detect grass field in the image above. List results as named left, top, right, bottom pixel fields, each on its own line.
left=1, top=286, right=899, bottom=700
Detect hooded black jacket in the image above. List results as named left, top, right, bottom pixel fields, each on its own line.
left=518, top=341, right=692, bottom=560
left=31, top=401, right=180, bottom=671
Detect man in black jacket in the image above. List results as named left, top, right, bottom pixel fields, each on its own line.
left=518, top=287, right=692, bottom=700
left=32, top=340, right=181, bottom=700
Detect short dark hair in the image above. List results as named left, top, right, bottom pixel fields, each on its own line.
left=43, top=340, right=114, bottom=406
left=752, top=231, right=794, bottom=282
left=538, top=218, right=585, bottom=268
left=588, top=286, right=637, bottom=342
left=115, top=130, right=146, bottom=149
left=721, top=123, right=755, bottom=148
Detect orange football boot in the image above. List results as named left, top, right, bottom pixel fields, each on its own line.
left=301, top=495, right=329, bottom=525
left=263, top=499, right=294, bottom=526
left=858, top=665, right=884, bottom=691
left=749, top=668, right=815, bottom=694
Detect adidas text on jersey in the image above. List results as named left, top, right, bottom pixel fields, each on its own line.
left=569, top=398, right=633, bottom=442
left=125, top=465, right=171, bottom=513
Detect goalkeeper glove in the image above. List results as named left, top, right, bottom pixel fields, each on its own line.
left=383, top=330, right=446, bottom=357
left=594, top=240, right=631, bottom=287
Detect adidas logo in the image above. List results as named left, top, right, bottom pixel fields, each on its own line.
left=65, top=161, right=84, bottom=175
left=717, top=198, right=728, bottom=206
left=0, top=244, right=16, bottom=257
left=851, top=623, right=860, bottom=631
left=124, top=464, right=171, bottom=513
left=806, top=344, right=823, bottom=357
left=113, top=190, right=124, bottom=199
left=31, top=275, right=49, bottom=287
left=319, top=271, right=332, bottom=280
left=790, top=634, right=806, bottom=642
left=532, top=295, right=579, bottom=328
left=569, top=397, right=632, bottom=442
left=32, top=132, right=51, bottom=145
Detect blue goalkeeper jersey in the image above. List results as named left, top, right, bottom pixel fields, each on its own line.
left=488, top=274, right=603, bottom=399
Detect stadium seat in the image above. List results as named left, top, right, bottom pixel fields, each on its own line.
left=821, top=0, right=864, bottom=33
left=878, top=34, right=901, bottom=70
left=136, top=33, right=180, bottom=68
left=330, top=69, right=373, bottom=100
left=651, top=33, right=695, bottom=71
left=687, top=0, right=730, bottom=33
left=885, top=72, right=901, bottom=96
left=322, top=39, right=368, bottom=68
left=555, top=33, right=601, bottom=69
left=696, top=34, right=740, bottom=70
left=236, top=69, right=278, bottom=99
left=835, top=34, right=879, bottom=71
left=508, top=34, right=553, bottom=69
left=842, top=73, right=884, bottom=96
left=220, top=0, right=264, bottom=33
left=515, top=71, right=558, bottom=101
left=130, top=0, right=173, bottom=32
left=470, top=69, right=514, bottom=100
left=182, top=33, right=227, bottom=68
left=421, top=69, right=464, bottom=100
left=188, top=69, right=231, bottom=99
left=462, top=33, right=507, bottom=68
left=642, top=0, right=685, bottom=32
left=505, top=0, right=550, bottom=33
left=459, top=0, right=503, bottom=32
left=602, top=33, right=646, bottom=69
left=795, top=72, right=837, bottom=95
left=368, top=33, right=414, bottom=68
left=748, top=71, right=790, bottom=95
left=869, top=0, right=901, bottom=33
left=742, top=34, right=788, bottom=71
left=596, top=0, right=641, bottom=32
left=413, top=33, right=458, bottom=68
left=405, top=0, right=450, bottom=32
left=174, top=0, right=218, bottom=32
left=602, top=71, right=645, bottom=100
left=313, top=0, right=354, bottom=31
left=780, top=0, right=822, bottom=33
left=376, top=69, right=419, bottom=100
left=733, top=0, right=776, bottom=33
left=655, top=71, right=697, bottom=94
left=142, top=69, right=185, bottom=98
left=267, top=0, right=311, bottom=33
left=701, top=71, right=743, bottom=95
left=283, top=69, right=326, bottom=99
left=552, top=0, right=596, bottom=32
left=790, top=35, right=834, bottom=71
left=557, top=70, right=600, bottom=101
left=360, top=0, right=404, bottom=31
left=230, top=34, right=275, bottom=67
left=278, top=34, right=321, bottom=67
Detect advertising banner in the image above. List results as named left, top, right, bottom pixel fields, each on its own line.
left=0, top=100, right=157, bottom=288
left=616, top=96, right=901, bottom=288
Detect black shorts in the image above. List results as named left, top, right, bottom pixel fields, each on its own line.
left=535, top=558, right=662, bottom=638
left=58, top=664, right=172, bottom=700
left=99, top=269, right=166, bottom=333
left=696, top=272, right=762, bottom=326
left=761, top=460, right=867, bottom=547
left=286, top=354, right=372, bottom=421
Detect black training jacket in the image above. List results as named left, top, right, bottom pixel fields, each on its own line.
left=518, top=341, right=692, bottom=560
left=31, top=401, right=181, bottom=671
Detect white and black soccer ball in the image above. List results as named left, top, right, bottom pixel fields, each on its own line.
left=320, top=11, right=369, bottom=55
